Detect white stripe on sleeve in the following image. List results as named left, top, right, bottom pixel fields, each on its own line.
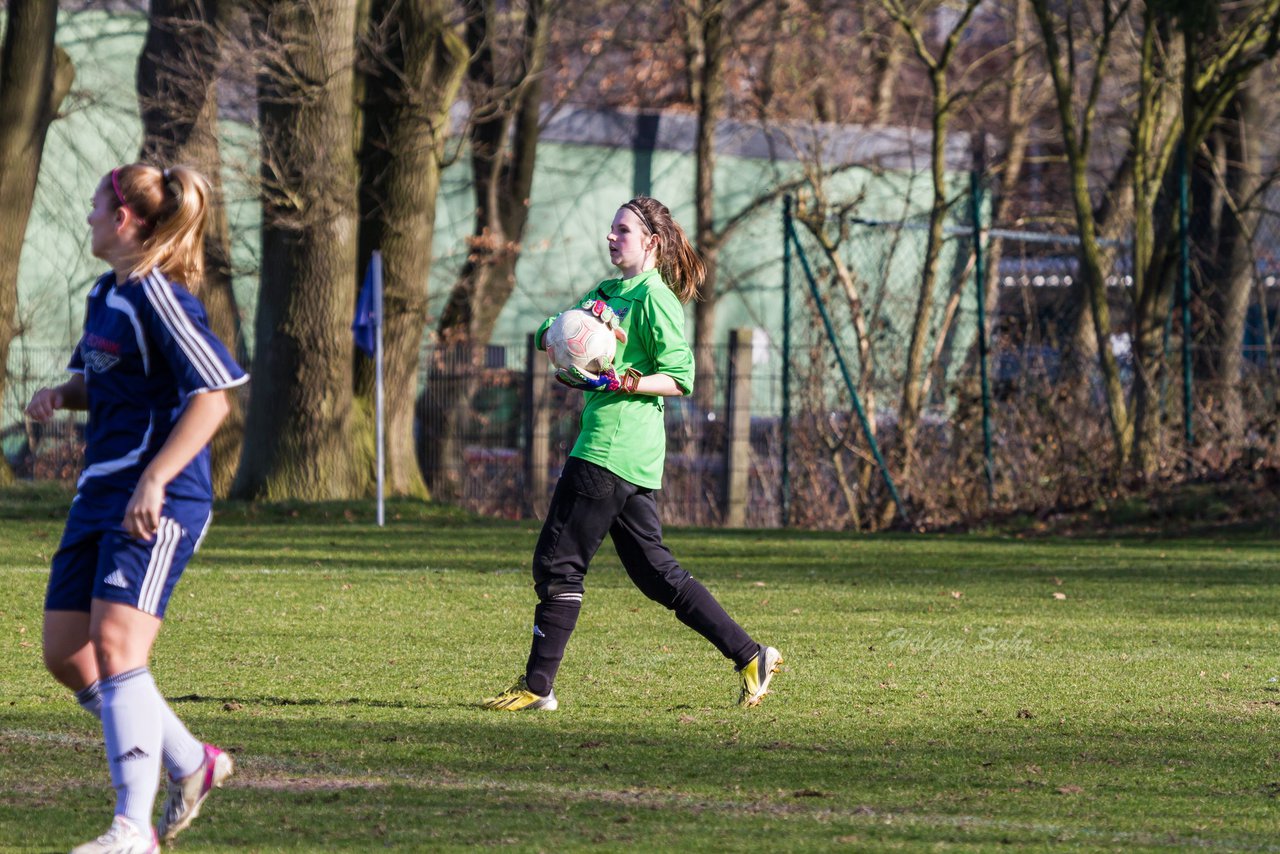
left=141, top=270, right=235, bottom=389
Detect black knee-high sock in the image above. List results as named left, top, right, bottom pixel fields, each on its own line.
left=671, top=579, right=758, bottom=668
left=525, top=598, right=581, bottom=696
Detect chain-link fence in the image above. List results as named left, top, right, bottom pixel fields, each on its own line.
left=1, top=344, right=85, bottom=481
left=413, top=337, right=786, bottom=528
left=5, top=191, right=1277, bottom=530
left=780, top=181, right=1279, bottom=529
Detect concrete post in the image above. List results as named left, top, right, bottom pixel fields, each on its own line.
left=722, top=328, right=754, bottom=527
left=524, top=333, right=551, bottom=518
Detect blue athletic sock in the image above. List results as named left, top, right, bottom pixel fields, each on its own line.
left=101, top=667, right=164, bottom=828
left=77, top=678, right=204, bottom=779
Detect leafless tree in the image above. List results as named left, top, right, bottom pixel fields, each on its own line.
left=1191, top=76, right=1270, bottom=452
left=1032, top=0, right=1280, bottom=474
left=232, top=0, right=366, bottom=500
left=0, top=1, right=75, bottom=486
left=137, top=0, right=246, bottom=496
left=356, top=0, right=468, bottom=498
left=422, top=0, right=551, bottom=498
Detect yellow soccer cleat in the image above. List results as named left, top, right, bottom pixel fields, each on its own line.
left=481, top=676, right=559, bottom=711
left=737, top=645, right=783, bottom=707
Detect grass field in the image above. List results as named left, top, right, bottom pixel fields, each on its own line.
left=1, top=486, right=1277, bottom=852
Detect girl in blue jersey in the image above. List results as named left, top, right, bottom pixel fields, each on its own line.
left=481, top=197, right=781, bottom=712
left=26, top=164, right=247, bottom=854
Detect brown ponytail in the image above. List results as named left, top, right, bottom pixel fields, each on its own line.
left=621, top=197, right=705, bottom=304
left=108, top=163, right=212, bottom=291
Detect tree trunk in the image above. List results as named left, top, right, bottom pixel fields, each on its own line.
left=691, top=2, right=725, bottom=415
left=870, top=32, right=904, bottom=126
left=976, top=0, right=1033, bottom=347
left=425, top=0, right=549, bottom=498
left=896, top=65, right=950, bottom=490
left=0, top=2, right=74, bottom=486
left=436, top=0, right=548, bottom=347
left=794, top=207, right=879, bottom=524
left=357, top=0, right=468, bottom=499
left=1195, top=83, right=1260, bottom=452
left=1030, top=0, right=1132, bottom=468
left=137, top=0, right=246, bottom=497
left=232, top=0, right=365, bottom=500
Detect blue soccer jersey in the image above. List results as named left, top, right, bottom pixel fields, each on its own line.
left=68, top=268, right=247, bottom=504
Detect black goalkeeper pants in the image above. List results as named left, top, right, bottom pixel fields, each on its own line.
left=527, top=456, right=758, bottom=679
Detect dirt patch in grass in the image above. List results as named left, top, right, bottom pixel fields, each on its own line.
left=238, top=776, right=390, bottom=792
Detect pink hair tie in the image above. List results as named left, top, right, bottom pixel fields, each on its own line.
left=110, top=168, right=142, bottom=223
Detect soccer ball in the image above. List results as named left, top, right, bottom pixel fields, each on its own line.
left=544, top=307, right=617, bottom=375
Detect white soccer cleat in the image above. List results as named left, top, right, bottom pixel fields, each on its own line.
left=157, top=743, right=234, bottom=842
left=70, top=815, right=158, bottom=854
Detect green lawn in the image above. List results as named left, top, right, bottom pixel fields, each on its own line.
left=1, top=487, right=1277, bottom=852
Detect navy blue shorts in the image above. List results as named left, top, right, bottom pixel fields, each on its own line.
left=45, top=495, right=212, bottom=618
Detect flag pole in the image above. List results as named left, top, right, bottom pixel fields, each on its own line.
left=373, top=250, right=385, bottom=527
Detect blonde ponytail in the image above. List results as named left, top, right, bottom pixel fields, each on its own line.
left=109, top=163, right=212, bottom=291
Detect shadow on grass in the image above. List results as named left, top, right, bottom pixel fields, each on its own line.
left=3, top=705, right=1277, bottom=851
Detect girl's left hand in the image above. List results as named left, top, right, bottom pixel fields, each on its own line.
left=123, top=476, right=166, bottom=540
left=555, top=364, right=619, bottom=391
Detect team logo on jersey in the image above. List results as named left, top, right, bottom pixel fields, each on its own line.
left=81, top=333, right=122, bottom=373
left=85, top=333, right=121, bottom=354
left=81, top=349, right=121, bottom=373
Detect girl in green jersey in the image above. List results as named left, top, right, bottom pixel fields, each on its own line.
left=482, top=197, right=781, bottom=711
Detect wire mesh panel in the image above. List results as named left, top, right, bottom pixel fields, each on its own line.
left=6, top=197, right=1276, bottom=530
left=415, top=339, right=768, bottom=527
left=2, top=343, right=85, bottom=481
left=782, top=202, right=983, bottom=528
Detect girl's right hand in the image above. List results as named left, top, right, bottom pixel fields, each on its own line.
left=25, top=387, right=64, bottom=422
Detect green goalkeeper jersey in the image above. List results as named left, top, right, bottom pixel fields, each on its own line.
left=537, top=268, right=694, bottom=489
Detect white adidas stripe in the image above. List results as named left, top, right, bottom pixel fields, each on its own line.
left=138, top=517, right=183, bottom=615
left=142, top=270, right=235, bottom=388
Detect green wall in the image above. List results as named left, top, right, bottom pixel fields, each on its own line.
left=6, top=9, right=975, bottom=425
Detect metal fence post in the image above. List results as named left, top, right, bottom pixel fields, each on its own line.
left=723, top=328, right=754, bottom=528
left=969, top=164, right=995, bottom=501
left=781, top=196, right=793, bottom=527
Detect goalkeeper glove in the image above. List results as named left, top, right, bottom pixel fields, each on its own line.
left=555, top=365, right=643, bottom=393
